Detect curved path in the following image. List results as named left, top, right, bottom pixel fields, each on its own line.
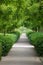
left=0, top=33, right=43, bottom=65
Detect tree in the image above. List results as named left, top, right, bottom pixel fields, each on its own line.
left=0, top=0, right=24, bottom=35
left=0, top=0, right=43, bottom=34
left=23, top=0, right=43, bottom=32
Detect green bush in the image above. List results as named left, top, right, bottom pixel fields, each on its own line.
left=28, top=32, right=43, bottom=45
left=0, top=33, right=20, bottom=56
left=10, top=31, right=20, bottom=40
left=27, top=32, right=34, bottom=38
left=2, top=37, right=13, bottom=56
left=35, top=37, right=43, bottom=56
left=14, top=31, right=20, bottom=38
left=27, top=32, right=43, bottom=56
left=0, top=43, right=2, bottom=60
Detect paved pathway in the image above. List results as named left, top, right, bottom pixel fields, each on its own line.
left=0, top=33, right=43, bottom=65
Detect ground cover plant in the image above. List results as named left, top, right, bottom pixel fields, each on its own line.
left=27, top=31, right=43, bottom=56
left=0, top=32, right=20, bottom=56
left=0, top=43, right=2, bottom=60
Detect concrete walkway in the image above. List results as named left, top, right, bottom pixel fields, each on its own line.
left=0, top=33, right=43, bottom=65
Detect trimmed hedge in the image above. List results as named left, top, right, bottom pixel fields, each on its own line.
left=28, top=32, right=43, bottom=45
left=10, top=31, right=20, bottom=41
left=35, top=36, right=43, bottom=56
left=0, top=32, right=20, bottom=56
left=14, top=31, right=20, bottom=40
left=27, top=32, right=43, bottom=56
left=0, top=43, right=2, bottom=60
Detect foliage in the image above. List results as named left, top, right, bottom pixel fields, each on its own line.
left=26, top=29, right=33, bottom=34
left=0, top=43, right=2, bottom=60
left=0, top=0, right=43, bottom=32
left=11, top=31, right=20, bottom=40
left=0, top=0, right=24, bottom=35
left=27, top=32, right=43, bottom=44
left=35, top=36, right=43, bottom=56
left=23, top=0, right=43, bottom=32
left=27, top=32, right=43, bottom=56
left=0, top=33, right=20, bottom=56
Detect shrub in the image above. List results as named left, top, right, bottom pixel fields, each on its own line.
left=28, top=32, right=43, bottom=45
left=10, top=31, right=20, bottom=40
left=35, top=36, right=43, bottom=56
left=27, top=32, right=43, bottom=56
left=14, top=31, right=20, bottom=38
left=2, top=37, right=13, bottom=56
left=0, top=33, right=20, bottom=56
left=13, top=31, right=20, bottom=41
left=0, top=35, right=14, bottom=56
left=27, top=32, right=34, bottom=39
left=0, top=43, right=2, bottom=60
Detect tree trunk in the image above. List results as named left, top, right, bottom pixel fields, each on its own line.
left=37, top=27, right=39, bottom=32
left=3, top=30, right=6, bottom=36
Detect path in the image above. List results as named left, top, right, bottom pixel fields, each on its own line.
left=0, top=33, right=43, bottom=65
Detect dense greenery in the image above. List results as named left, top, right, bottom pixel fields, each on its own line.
left=0, top=0, right=23, bottom=35
left=23, top=0, right=43, bottom=32
left=35, top=36, right=43, bottom=56
left=0, top=43, right=2, bottom=60
left=0, top=0, right=43, bottom=34
left=0, top=0, right=43, bottom=60
left=0, top=32, right=20, bottom=56
left=27, top=31, right=43, bottom=56
left=27, top=32, right=43, bottom=44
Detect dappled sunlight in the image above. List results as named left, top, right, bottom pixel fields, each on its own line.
left=12, top=44, right=34, bottom=48
left=12, top=33, right=34, bottom=48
